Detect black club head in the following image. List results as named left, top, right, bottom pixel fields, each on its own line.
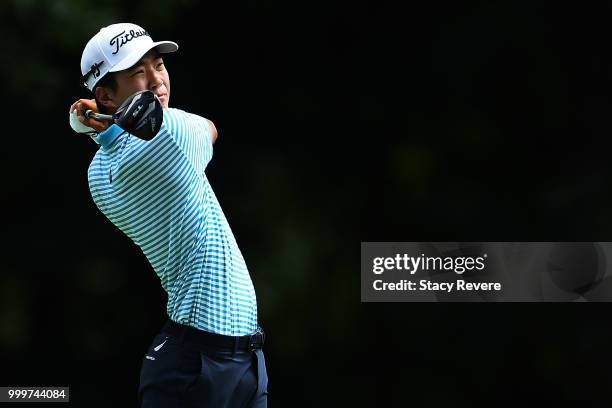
left=114, top=90, right=163, bottom=140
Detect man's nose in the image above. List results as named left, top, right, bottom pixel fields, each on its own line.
left=148, top=71, right=163, bottom=90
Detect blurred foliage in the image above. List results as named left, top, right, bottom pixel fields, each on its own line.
left=0, top=276, right=29, bottom=350
left=2, top=0, right=612, bottom=407
left=1, top=1, right=358, bottom=406
left=1, top=0, right=194, bottom=109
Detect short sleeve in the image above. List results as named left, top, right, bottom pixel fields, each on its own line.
left=162, top=108, right=214, bottom=173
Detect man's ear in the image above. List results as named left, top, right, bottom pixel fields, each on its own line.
left=95, top=86, right=118, bottom=110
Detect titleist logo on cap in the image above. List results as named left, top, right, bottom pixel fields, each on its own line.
left=109, top=29, right=150, bottom=55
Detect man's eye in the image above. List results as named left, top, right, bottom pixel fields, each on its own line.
left=156, top=62, right=164, bottom=70
left=131, top=70, right=145, bottom=76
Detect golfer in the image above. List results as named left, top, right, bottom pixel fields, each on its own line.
left=69, top=23, right=268, bottom=407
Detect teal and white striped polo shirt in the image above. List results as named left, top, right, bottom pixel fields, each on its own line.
left=87, top=108, right=258, bottom=336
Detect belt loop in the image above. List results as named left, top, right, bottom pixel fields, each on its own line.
left=232, top=336, right=239, bottom=356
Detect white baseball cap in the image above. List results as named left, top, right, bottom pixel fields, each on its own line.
left=80, top=23, right=178, bottom=90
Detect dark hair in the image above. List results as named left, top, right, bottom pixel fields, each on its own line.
left=93, top=73, right=118, bottom=114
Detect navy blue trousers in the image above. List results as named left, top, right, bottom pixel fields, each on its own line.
left=138, top=328, right=268, bottom=407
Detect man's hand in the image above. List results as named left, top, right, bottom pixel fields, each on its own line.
left=69, top=99, right=109, bottom=133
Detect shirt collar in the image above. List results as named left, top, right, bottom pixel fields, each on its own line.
left=95, top=124, right=127, bottom=150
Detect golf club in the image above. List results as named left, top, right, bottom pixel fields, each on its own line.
left=85, top=90, right=163, bottom=140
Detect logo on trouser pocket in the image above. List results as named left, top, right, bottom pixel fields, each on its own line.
left=153, top=339, right=167, bottom=351
left=145, top=337, right=170, bottom=361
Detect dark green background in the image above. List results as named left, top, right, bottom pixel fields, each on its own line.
left=1, top=0, right=610, bottom=406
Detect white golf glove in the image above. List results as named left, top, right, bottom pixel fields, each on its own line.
left=69, top=108, right=99, bottom=141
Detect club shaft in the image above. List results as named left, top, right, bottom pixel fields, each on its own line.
left=85, top=110, right=114, bottom=121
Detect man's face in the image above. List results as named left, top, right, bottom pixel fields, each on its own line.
left=112, top=50, right=170, bottom=109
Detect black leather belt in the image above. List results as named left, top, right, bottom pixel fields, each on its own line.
left=162, top=319, right=265, bottom=352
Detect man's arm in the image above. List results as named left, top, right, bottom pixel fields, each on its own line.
left=71, top=99, right=217, bottom=148
left=206, top=119, right=218, bottom=144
